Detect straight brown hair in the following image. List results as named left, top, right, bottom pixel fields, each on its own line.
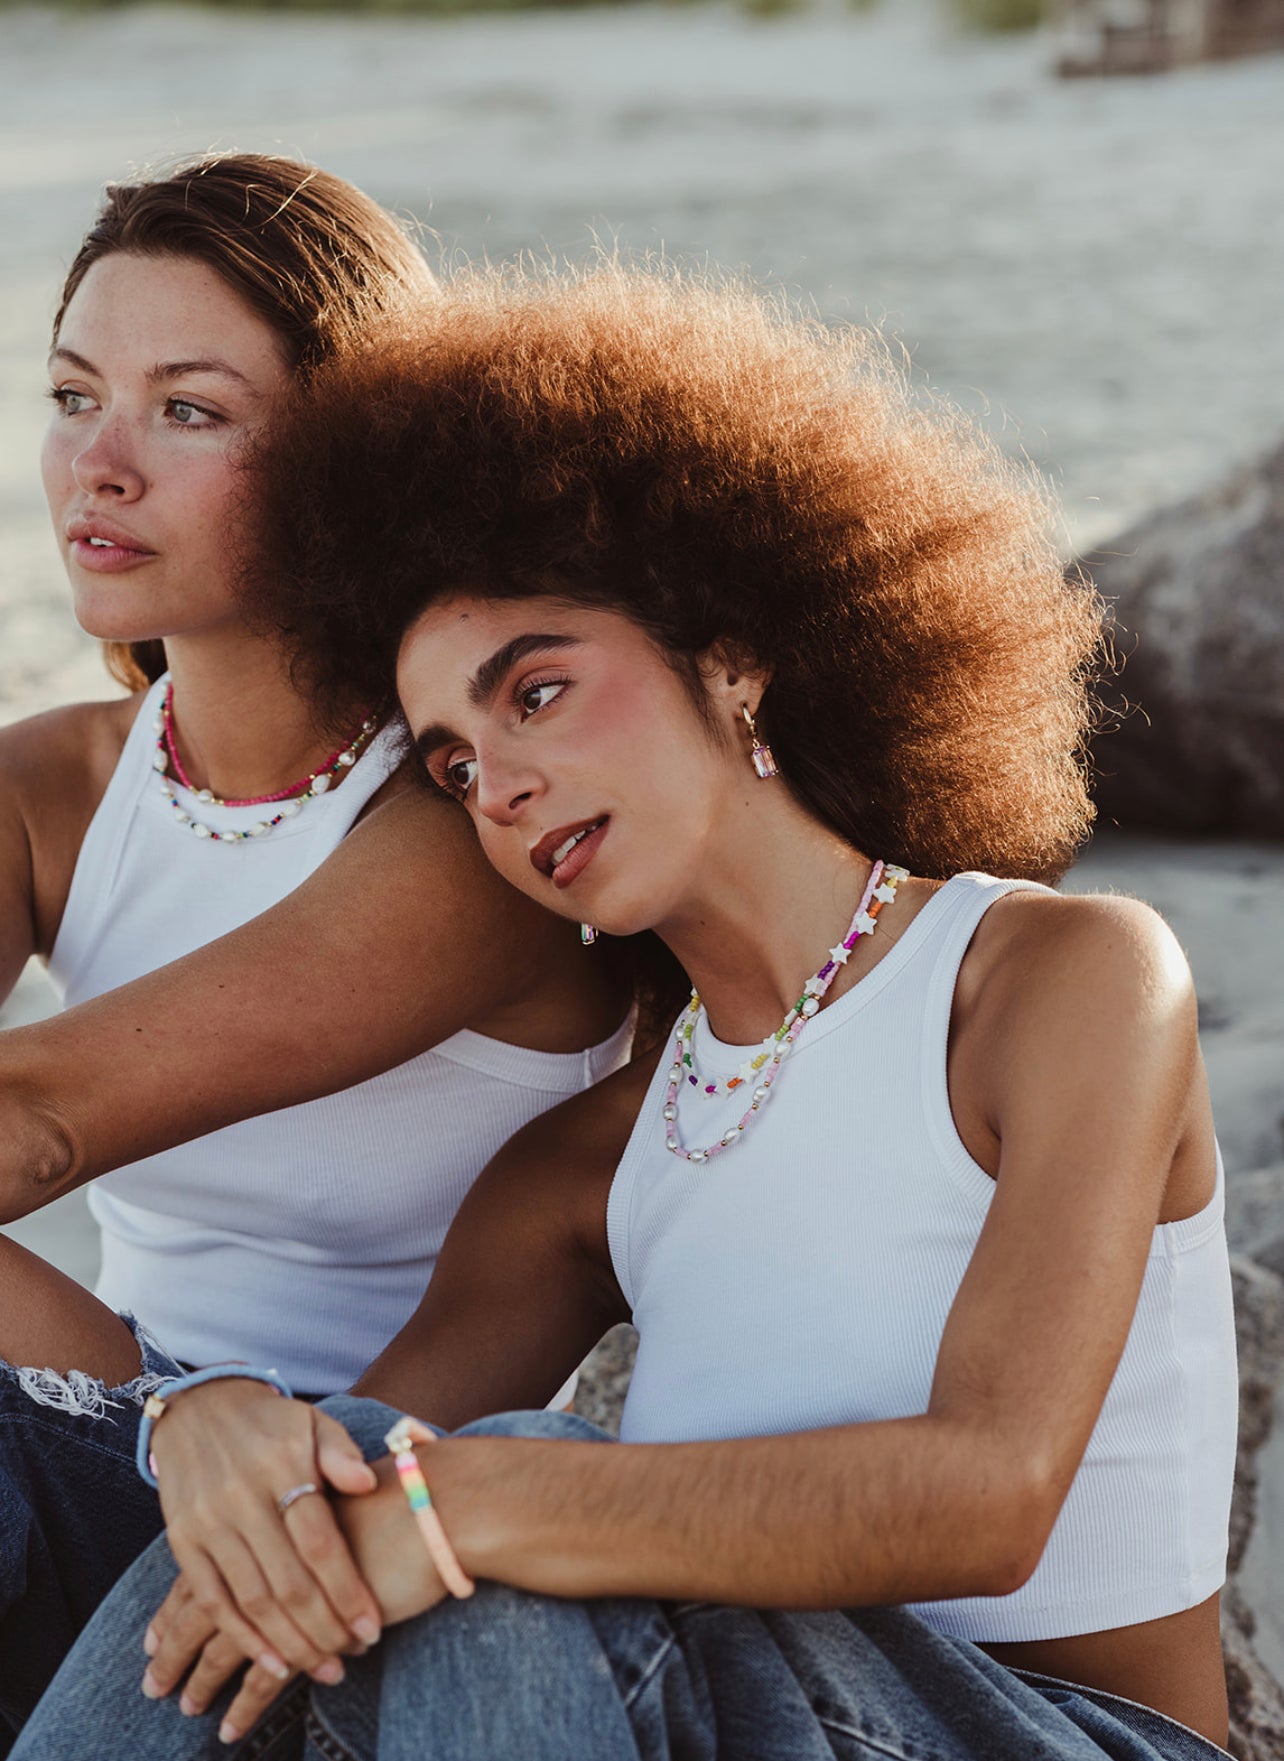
left=54, top=152, right=436, bottom=692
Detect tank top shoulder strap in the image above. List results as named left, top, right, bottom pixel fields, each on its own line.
left=922, top=870, right=1052, bottom=992
left=916, top=871, right=1055, bottom=1199
left=48, top=678, right=168, bottom=991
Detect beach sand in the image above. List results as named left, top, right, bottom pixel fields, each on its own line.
left=1, top=0, right=1280, bottom=1692
left=3, top=0, right=1284, bottom=733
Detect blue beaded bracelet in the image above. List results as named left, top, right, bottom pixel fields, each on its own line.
left=135, top=1364, right=293, bottom=1488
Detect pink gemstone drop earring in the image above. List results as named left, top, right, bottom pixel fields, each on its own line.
left=740, top=703, right=779, bottom=780
left=580, top=923, right=598, bottom=946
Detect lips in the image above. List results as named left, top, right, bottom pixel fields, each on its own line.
left=65, top=515, right=156, bottom=572
left=530, top=816, right=610, bottom=888
left=67, top=516, right=154, bottom=553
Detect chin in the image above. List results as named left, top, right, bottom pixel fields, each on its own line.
left=70, top=592, right=168, bottom=646
left=580, top=891, right=669, bottom=942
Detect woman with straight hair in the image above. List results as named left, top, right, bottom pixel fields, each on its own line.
left=21, top=265, right=1235, bottom=1761
left=0, top=167, right=630, bottom=1739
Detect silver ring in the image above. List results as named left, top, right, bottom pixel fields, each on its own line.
left=276, top=1481, right=320, bottom=1516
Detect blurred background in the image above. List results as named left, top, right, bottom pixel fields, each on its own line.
left=1, top=0, right=1281, bottom=1737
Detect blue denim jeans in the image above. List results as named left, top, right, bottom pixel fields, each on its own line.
left=12, top=1404, right=1231, bottom=1761
left=0, top=1316, right=181, bottom=1745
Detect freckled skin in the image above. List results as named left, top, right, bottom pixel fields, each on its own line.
left=42, top=253, right=289, bottom=648
left=0, top=263, right=626, bottom=1703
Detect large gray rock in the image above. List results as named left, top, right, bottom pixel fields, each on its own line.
left=1226, top=1256, right=1284, bottom=1759
left=1227, top=1165, right=1284, bottom=1284
left=1087, top=438, right=1284, bottom=837
left=574, top=1324, right=638, bottom=1437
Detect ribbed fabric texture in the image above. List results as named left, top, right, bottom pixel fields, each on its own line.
left=607, top=872, right=1237, bottom=1642
left=50, top=678, right=631, bottom=1393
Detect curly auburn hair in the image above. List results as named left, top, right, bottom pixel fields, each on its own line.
left=55, top=152, right=436, bottom=694
left=246, top=262, right=1103, bottom=885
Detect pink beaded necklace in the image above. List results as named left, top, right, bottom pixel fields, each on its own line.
left=663, top=860, right=908, bottom=1164
left=152, top=684, right=377, bottom=845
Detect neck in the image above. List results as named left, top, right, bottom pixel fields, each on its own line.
left=161, top=629, right=362, bottom=801
left=657, top=790, right=876, bottom=1045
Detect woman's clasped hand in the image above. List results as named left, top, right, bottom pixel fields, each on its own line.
left=141, top=1380, right=382, bottom=1701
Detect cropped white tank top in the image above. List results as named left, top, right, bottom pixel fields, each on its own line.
left=50, top=678, right=630, bottom=1393
left=607, top=872, right=1237, bottom=1643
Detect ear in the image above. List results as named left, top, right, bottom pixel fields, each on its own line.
left=699, top=642, right=773, bottom=724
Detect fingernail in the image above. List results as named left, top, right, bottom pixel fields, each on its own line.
left=143, top=1625, right=159, bottom=1657
left=259, top=1651, right=290, bottom=1682
left=219, top=1720, right=240, bottom=1746
left=315, top=1658, right=345, bottom=1685
left=180, top=1693, right=201, bottom=1718
left=141, top=1669, right=163, bottom=1699
left=353, top=1616, right=381, bottom=1646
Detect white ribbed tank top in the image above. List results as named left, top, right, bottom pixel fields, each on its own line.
left=607, top=872, right=1237, bottom=1642
left=50, top=678, right=631, bottom=1393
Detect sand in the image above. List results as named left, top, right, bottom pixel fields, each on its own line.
left=1, top=0, right=1280, bottom=1687
left=2, top=0, right=1284, bottom=730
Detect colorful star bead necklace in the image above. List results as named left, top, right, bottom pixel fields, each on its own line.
left=663, top=860, right=908, bottom=1163
left=152, top=685, right=378, bottom=844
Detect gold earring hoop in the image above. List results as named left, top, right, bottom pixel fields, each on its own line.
left=740, top=703, right=779, bottom=780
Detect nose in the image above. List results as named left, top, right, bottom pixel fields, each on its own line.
left=474, top=746, right=541, bottom=827
left=71, top=416, right=144, bottom=502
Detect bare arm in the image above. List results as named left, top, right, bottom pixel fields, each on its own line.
left=0, top=775, right=617, bottom=1222
left=354, top=1052, right=653, bottom=1422
left=149, top=896, right=1208, bottom=1734
left=0, top=780, right=35, bottom=1008
left=354, top=896, right=1205, bottom=1610
left=0, top=702, right=109, bottom=1008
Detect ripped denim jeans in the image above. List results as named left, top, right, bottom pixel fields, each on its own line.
left=0, top=1312, right=180, bottom=1744
left=13, top=1406, right=1233, bottom=1761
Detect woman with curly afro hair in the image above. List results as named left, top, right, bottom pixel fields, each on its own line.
left=22, top=265, right=1236, bottom=1761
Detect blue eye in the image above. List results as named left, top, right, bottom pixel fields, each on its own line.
left=50, top=387, right=93, bottom=415
left=168, top=399, right=217, bottom=427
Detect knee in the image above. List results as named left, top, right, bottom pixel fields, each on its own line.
left=317, top=1393, right=408, bottom=1461
left=452, top=1409, right=614, bottom=1443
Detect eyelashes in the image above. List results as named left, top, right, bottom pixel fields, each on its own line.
left=428, top=671, right=572, bottom=802
left=46, top=387, right=223, bottom=429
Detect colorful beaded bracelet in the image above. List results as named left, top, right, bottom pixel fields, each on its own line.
left=384, top=1416, right=475, bottom=1599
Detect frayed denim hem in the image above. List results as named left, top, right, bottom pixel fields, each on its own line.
left=0, top=1312, right=180, bottom=1420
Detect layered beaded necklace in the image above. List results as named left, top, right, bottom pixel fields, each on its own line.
left=152, top=684, right=377, bottom=844
left=663, top=860, right=908, bottom=1163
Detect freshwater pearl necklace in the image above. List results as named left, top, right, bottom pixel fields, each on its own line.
left=152, top=686, right=378, bottom=844
left=663, top=861, right=908, bottom=1163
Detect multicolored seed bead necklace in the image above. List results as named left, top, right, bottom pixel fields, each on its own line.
left=152, top=684, right=378, bottom=844
left=663, top=860, right=908, bottom=1163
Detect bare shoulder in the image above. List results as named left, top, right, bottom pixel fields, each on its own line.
left=1, top=697, right=139, bottom=952
left=963, top=886, right=1195, bottom=1032
left=1, top=695, right=136, bottom=801
left=303, top=771, right=558, bottom=937
left=340, top=773, right=541, bottom=903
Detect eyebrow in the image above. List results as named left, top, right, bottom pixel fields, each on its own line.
left=412, top=632, right=581, bottom=762
left=467, top=632, right=580, bottom=711
left=49, top=346, right=257, bottom=391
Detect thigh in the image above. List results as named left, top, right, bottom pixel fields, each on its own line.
left=669, top=1605, right=1229, bottom=1761
left=0, top=1232, right=140, bottom=1384
left=0, top=1315, right=178, bottom=1734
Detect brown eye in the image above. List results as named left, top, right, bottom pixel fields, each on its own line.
left=446, top=757, right=478, bottom=797
left=518, top=681, right=565, bottom=717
